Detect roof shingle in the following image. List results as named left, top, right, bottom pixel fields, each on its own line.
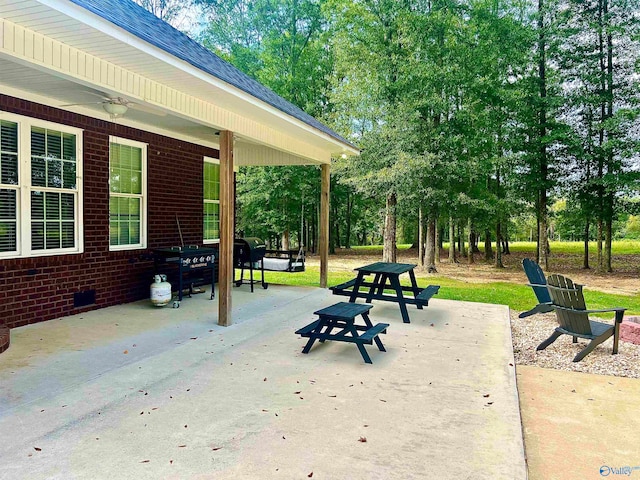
left=68, top=0, right=354, bottom=148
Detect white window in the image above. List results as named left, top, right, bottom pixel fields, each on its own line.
left=203, top=157, right=220, bottom=243
left=109, top=137, right=147, bottom=250
left=0, top=112, right=83, bottom=259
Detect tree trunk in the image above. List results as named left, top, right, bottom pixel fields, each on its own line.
left=345, top=192, right=352, bottom=249
left=583, top=219, right=590, bottom=269
left=448, top=216, right=457, bottom=263
left=495, top=221, right=504, bottom=268
left=597, top=218, right=603, bottom=271
left=282, top=230, right=290, bottom=251
left=484, top=229, right=493, bottom=261
left=537, top=0, right=549, bottom=272
left=418, top=207, right=425, bottom=267
left=433, top=221, right=443, bottom=263
left=329, top=201, right=337, bottom=254
left=605, top=211, right=613, bottom=273
left=383, top=193, right=397, bottom=263
left=467, top=217, right=474, bottom=264
left=538, top=212, right=548, bottom=270
left=458, top=224, right=465, bottom=258
left=426, top=218, right=437, bottom=273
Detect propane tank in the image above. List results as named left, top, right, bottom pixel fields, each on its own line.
left=150, top=274, right=172, bottom=307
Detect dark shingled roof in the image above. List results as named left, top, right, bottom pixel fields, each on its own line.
left=68, top=0, right=355, bottom=148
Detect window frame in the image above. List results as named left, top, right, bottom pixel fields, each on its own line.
left=0, top=111, right=84, bottom=259
left=203, top=156, right=220, bottom=245
left=108, top=136, right=148, bottom=251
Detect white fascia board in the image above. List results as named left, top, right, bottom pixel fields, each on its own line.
left=35, top=0, right=359, bottom=156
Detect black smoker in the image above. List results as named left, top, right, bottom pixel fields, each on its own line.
left=233, top=237, right=268, bottom=292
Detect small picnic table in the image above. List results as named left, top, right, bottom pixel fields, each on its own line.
left=296, top=302, right=388, bottom=364
left=331, top=262, right=439, bottom=324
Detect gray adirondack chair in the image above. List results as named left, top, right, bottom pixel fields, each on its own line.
left=519, top=258, right=554, bottom=318
left=537, top=274, right=625, bottom=362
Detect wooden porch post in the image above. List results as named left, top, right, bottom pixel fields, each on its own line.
left=320, top=163, right=330, bottom=288
left=218, top=130, right=234, bottom=326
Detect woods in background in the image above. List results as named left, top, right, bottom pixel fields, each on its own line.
left=138, top=0, right=640, bottom=272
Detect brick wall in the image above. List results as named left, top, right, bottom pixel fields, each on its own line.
left=0, top=94, right=219, bottom=329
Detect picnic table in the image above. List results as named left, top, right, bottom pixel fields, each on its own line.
left=330, top=262, right=439, bottom=324
left=295, top=302, right=388, bottom=364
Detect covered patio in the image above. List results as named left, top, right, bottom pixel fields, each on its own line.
left=0, top=285, right=526, bottom=479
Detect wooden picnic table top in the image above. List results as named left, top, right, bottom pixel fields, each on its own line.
left=313, top=302, right=373, bottom=320
left=355, top=262, right=417, bottom=275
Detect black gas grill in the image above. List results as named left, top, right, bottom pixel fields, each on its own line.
left=233, top=237, right=268, bottom=292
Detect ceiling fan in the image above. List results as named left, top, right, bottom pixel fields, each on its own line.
left=61, top=92, right=166, bottom=119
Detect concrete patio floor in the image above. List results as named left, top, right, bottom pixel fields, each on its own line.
left=0, top=285, right=526, bottom=479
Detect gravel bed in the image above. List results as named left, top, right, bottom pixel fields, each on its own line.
left=510, top=310, right=640, bottom=378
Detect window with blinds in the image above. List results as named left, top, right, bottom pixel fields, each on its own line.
left=203, top=158, right=220, bottom=243
left=0, top=113, right=83, bottom=259
left=0, top=120, right=18, bottom=253
left=109, top=137, right=147, bottom=250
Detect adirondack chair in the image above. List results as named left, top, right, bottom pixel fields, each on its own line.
left=519, top=258, right=554, bottom=318
left=537, top=274, right=626, bottom=362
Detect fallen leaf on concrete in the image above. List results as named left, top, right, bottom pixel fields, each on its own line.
left=123, top=350, right=128, bottom=354
left=358, top=437, right=367, bottom=443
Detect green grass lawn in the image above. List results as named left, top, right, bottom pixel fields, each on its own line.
left=262, top=265, right=640, bottom=316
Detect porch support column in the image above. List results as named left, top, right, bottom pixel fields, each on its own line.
left=218, top=130, right=234, bottom=326
left=320, top=163, right=330, bottom=288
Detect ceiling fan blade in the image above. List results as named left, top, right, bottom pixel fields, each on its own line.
left=60, top=101, right=104, bottom=107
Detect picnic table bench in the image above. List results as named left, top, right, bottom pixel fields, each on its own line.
left=330, top=262, right=440, bottom=323
left=295, top=302, right=388, bottom=364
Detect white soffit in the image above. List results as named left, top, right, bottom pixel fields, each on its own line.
left=235, top=140, right=330, bottom=166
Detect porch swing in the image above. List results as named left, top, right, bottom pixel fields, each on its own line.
left=262, top=200, right=306, bottom=273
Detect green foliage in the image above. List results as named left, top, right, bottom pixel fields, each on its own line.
left=194, top=0, right=640, bottom=257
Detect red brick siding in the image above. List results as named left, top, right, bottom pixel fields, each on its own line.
left=0, top=94, right=219, bottom=329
